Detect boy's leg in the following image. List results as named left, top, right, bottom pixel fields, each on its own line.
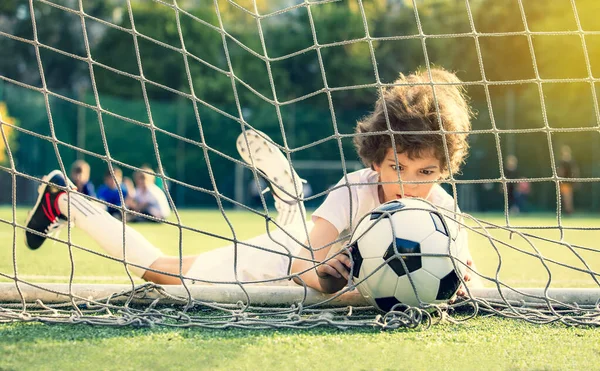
left=236, top=129, right=306, bottom=226
left=184, top=221, right=314, bottom=285
left=24, top=170, right=166, bottom=278
left=144, top=255, right=198, bottom=284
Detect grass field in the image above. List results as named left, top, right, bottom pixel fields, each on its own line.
left=1, top=208, right=598, bottom=288
left=1, top=207, right=600, bottom=370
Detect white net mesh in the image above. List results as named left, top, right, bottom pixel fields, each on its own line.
left=0, top=0, right=599, bottom=328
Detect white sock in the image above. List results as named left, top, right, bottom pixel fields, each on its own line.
left=274, top=197, right=306, bottom=226
left=57, top=192, right=163, bottom=277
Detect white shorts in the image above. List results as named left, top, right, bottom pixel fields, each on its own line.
left=185, top=221, right=315, bottom=285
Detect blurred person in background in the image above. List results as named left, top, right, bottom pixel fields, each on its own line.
left=96, top=166, right=134, bottom=218
left=503, top=155, right=521, bottom=213
left=126, top=168, right=171, bottom=222
left=557, top=145, right=579, bottom=215
left=70, top=160, right=95, bottom=197
left=515, top=179, right=531, bottom=212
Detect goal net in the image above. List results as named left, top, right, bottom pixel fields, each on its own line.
left=0, top=0, right=599, bottom=329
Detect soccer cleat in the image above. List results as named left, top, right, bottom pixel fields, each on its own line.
left=24, top=170, right=71, bottom=250
left=236, top=129, right=304, bottom=204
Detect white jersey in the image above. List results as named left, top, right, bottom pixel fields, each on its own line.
left=311, top=168, right=460, bottom=238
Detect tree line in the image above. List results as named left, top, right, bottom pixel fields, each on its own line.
left=1, top=0, right=598, bottom=210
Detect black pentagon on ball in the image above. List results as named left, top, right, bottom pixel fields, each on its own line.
left=349, top=242, right=363, bottom=279
left=370, top=200, right=406, bottom=220
left=383, top=238, right=421, bottom=277
left=436, top=269, right=461, bottom=300
left=375, top=296, right=402, bottom=312
left=429, top=212, right=449, bottom=236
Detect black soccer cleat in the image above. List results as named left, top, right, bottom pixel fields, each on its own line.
left=24, top=170, right=70, bottom=250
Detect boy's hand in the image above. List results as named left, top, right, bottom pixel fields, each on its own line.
left=455, top=259, right=473, bottom=297
left=316, top=245, right=353, bottom=279
left=315, top=245, right=353, bottom=293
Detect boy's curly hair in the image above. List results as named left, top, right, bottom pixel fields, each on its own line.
left=353, top=67, right=472, bottom=176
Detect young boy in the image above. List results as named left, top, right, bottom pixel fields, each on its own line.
left=24, top=68, right=477, bottom=296
left=70, top=160, right=95, bottom=197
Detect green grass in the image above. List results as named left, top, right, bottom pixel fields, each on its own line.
left=1, top=319, right=599, bottom=370
left=1, top=208, right=599, bottom=370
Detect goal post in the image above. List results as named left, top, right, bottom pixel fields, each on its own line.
left=1, top=283, right=599, bottom=308
left=0, top=0, right=599, bottom=329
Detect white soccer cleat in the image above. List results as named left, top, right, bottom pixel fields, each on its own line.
left=236, top=129, right=304, bottom=204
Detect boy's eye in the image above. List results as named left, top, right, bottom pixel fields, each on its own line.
left=421, top=170, right=434, bottom=176
left=391, top=165, right=403, bottom=171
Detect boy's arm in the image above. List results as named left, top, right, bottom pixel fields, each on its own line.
left=291, top=217, right=352, bottom=294
left=455, top=226, right=483, bottom=295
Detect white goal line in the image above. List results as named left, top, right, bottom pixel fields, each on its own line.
left=5, top=275, right=145, bottom=282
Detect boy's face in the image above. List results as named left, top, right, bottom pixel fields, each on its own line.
left=373, top=148, right=444, bottom=203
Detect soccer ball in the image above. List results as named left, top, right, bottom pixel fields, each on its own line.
left=349, top=198, right=468, bottom=312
